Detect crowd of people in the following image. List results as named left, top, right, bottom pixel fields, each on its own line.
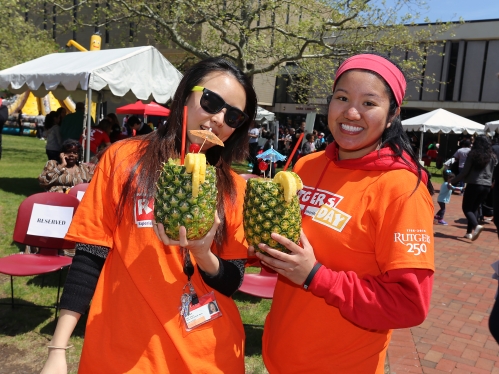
left=247, top=117, right=332, bottom=175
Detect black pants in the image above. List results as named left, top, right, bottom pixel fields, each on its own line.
left=36, top=125, right=44, bottom=139
left=435, top=201, right=446, bottom=219
left=489, top=284, right=499, bottom=344
left=0, top=124, right=3, bottom=159
left=462, top=183, right=490, bottom=234
left=493, top=186, right=499, bottom=239
left=248, top=142, right=259, bottom=165
left=18, top=123, right=23, bottom=136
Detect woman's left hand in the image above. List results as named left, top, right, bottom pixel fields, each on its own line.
left=253, top=230, right=316, bottom=286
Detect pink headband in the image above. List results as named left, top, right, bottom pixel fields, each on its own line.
left=333, top=54, right=406, bottom=106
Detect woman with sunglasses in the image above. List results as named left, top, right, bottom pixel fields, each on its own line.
left=250, top=54, right=435, bottom=373
left=41, top=58, right=257, bottom=374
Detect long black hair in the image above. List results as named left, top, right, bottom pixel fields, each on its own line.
left=116, top=57, right=257, bottom=248
left=468, top=135, right=493, bottom=169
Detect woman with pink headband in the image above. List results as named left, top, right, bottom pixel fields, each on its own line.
left=250, top=53, right=435, bottom=373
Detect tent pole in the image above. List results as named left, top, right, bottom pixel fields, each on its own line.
left=85, top=87, right=92, bottom=162
left=419, top=126, right=424, bottom=161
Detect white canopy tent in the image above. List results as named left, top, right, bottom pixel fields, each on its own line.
left=256, top=106, right=275, bottom=123
left=401, top=108, right=485, bottom=160
left=485, top=120, right=499, bottom=133
left=0, top=46, right=183, bottom=160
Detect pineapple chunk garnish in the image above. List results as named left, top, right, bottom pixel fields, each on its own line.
left=185, top=153, right=196, bottom=173
left=289, top=171, right=304, bottom=190
left=184, top=153, right=206, bottom=198
left=273, top=171, right=303, bottom=202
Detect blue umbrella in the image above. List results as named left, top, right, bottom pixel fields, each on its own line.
left=257, top=146, right=287, bottom=162
left=257, top=146, right=286, bottom=178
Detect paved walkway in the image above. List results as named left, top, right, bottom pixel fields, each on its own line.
left=388, top=185, right=499, bottom=373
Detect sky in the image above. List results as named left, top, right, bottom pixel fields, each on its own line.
left=385, top=0, right=499, bottom=23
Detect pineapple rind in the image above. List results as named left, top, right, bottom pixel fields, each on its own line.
left=154, top=159, right=217, bottom=240
left=243, top=178, right=301, bottom=253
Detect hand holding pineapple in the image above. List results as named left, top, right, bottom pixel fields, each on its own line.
left=243, top=171, right=303, bottom=253
left=249, top=230, right=317, bottom=286
left=153, top=150, right=221, bottom=275
left=153, top=212, right=221, bottom=276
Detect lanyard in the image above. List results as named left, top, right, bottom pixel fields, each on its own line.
left=181, top=247, right=199, bottom=305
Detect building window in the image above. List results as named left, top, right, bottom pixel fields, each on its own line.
left=445, top=42, right=459, bottom=101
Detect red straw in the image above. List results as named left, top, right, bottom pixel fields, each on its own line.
left=283, top=132, right=304, bottom=171
left=180, top=106, right=188, bottom=165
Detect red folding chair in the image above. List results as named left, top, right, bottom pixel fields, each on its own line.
left=67, top=182, right=90, bottom=201
left=0, top=192, right=80, bottom=317
left=239, top=261, right=278, bottom=299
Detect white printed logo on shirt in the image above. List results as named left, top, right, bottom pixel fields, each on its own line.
left=394, top=229, right=430, bottom=256
left=312, top=203, right=351, bottom=232
left=298, top=185, right=351, bottom=232
left=134, top=197, right=154, bottom=228
left=298, top=186, right=343, bottom=217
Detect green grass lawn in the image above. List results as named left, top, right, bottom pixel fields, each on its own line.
left=0, top=135, right=270, bottom=373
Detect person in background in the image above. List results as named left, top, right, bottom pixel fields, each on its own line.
left=56, top=107, right=67, bottom=123
left=81, top=118, right=112, bottom=158
left=17, top=109, right=23, bottom=136
left=38, top=139, right=94, bottom=193
left=128, top=115, right=152, bottom=136
left=288, top=127, right=300, bottom=166
left=315, top=132, right=325, bottom=150
left=36, top=111, right=46, bottom=140
left=44, top=111, right=63, bottom=161
left=453, top=139, right=471, bottom=189
left=122, top=114, right=129, bottom=135
left=251, top=53, right=434, bottom=373
left=40, top=57, right=257, bottom=374
left=0, top=100, right=8, bottom=159
left=248, top=122, right=261, bottom=168
left=491, top=138, right=499, bottom=162
left=301, top=133, right=316, bottom=156
left=106, top=113, right=127, bottom=143
left=60, top=102, right=94, bottom=141
left=451, top=135, right=497, bottom=241
left=434, top=171, right=462, bottom=225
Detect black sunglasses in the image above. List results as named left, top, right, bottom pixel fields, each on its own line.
left=192, top=86, right=249, bottom=129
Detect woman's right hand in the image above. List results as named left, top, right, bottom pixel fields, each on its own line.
left=59, top=153, right=67, bottom=168
left=40, top=349, right=67, bottom=374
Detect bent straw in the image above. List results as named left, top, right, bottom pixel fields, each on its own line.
left=283, top=133, right=304, bottom=171
left=180, top=106, right=187, bottom=165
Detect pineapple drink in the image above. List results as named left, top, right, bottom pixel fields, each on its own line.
left=154, top=153, right=217, bottom=240
left=243, top=171, right=303, bottom=253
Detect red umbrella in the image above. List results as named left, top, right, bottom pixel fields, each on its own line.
left=115, top=101, right=171, bottom=116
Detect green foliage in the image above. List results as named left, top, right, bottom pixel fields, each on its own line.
left=34, top=0, right=451, bottom=89
left=0, top=0, right=59, bottom=70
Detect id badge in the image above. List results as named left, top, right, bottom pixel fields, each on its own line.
left=181, top=291, right=222, bottom=331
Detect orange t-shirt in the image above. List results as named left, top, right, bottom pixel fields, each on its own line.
left=263, top=151, right=434, bottom=373
left=65, top=140, right=247, bottom=374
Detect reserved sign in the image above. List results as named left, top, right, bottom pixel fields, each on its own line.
left=27, top=203, right=75, bottom=238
